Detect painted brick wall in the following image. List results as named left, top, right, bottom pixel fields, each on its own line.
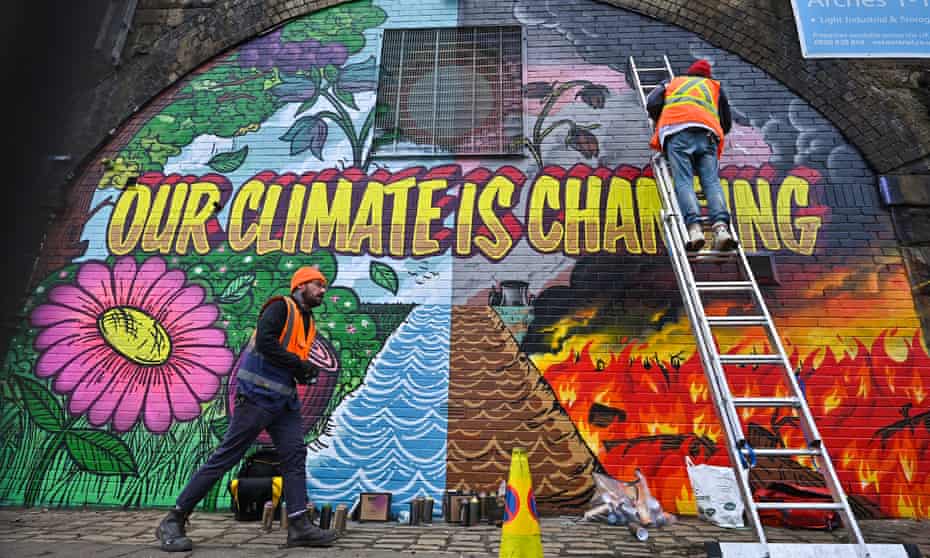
left=1, top=0, right=927, bottom=521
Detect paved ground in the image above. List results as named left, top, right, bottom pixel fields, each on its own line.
left=0, top=507, right=926, bottom=557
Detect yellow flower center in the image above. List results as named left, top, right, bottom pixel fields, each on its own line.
left=98, top=307, right=172, bottom=366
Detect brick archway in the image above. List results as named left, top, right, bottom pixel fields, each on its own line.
left=67, top=0, right=928, bottom=175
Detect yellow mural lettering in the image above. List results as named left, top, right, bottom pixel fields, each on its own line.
left=455, top=182, right=478, bottom=256
left=474, top=175, right=515, bottom=260
left=107, top=186, right=151, bottom=256
left=299, top=179, right=353, bottom=254
left=141, top=183, right=188, bottom=254
left=603, top=176, right=641, bottom=254
left=734, top=178, right=779, bottom=252
left=255, top=184, right=282, bottom=255
left=412, top=179, right=445, bottom=257
left=527, top=174, right=563, bottom=253
left=384, top=177, right=416, bottom=257
left=174, top=181, right=221, bottom=255
left=104, top=167, right=825, bottom=258
left=347, top=180, right=385, bottom=254
left=281, top=183, right=306, bottom=254
left=635, top=177, right=662, bottom=255
left=777, top=176, right=821, bottom=255
left=564, top=176, right=602, bottom=255
left=228, top=180, right=264, bottom=252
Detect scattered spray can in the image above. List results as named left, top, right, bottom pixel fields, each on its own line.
left=468, top=495, right=480, bottom=526
left=334, top=504, right=348, bottom=532
left=422, top=497, right=434, bottom=524
left=319, top=503, right=333, bottom=530
left=629, top=522, right=648, bottom=542
left=261, top=501, right=274, bottom=532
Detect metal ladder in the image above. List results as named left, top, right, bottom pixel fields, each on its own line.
left=628, top=55, right=871, bottom=558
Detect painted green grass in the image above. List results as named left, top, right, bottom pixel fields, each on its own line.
left=0, top=249, right=410, bottom=510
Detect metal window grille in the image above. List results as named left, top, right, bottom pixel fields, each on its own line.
left=373, top=26, right=524, bottom=156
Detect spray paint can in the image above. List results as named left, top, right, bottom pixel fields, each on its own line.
left=629, top=522, right=648, bottom=542
left=319, top=503, right=333, bottom=530
left=468, top=495, right=480, bottom=526
left=422, top=497, right=434, bottom=524
left=334, top=504, right=348, bottom=532
left=262, top=501, right=274, bottom=532
left=280, top=502, right=288, bottom=530
left=459, top=497, right=471, bottom=526
left=449, top=493, right=462, bottom=523
left=409, top=499, right=421, bottom=525
left=443, top=490, right=458, bottom=522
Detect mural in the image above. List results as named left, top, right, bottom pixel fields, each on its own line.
left=1, top=0, right=927, bottom=521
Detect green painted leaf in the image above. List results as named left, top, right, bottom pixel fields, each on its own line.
left=16, top=375, right=65, bottom=432
left=296, top=92, right=321, bottom=116
left=64, top=429, right=138, bottom=476
left=369, top=261, right=399, bottom=295
left=217, top=272, right=256, bottom=304
left=333, top=87, right=358, bottom=110
left=210, top=417, right=229, bottom=441
left=323, top=65, right=340, bottom=85
left=207, top=145, right=249, bottom=173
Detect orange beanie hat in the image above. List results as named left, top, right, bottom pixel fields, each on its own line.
left=291, top=266, right=327, bottom=292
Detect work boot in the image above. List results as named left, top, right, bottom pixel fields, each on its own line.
left=155, top=508, right=193, bottom=552
left=286, top=511, right=339, bottom=547
left=685, top=223, right=705, bottom=251
left=712, top=222, right=737, bottom=251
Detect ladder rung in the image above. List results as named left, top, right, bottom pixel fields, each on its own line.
left=707, top=316, right=769, bottom=327
left=688, top=251, right=738, bottom=262
left=695, top=281, right=754, bottom=292
left=641, top=84, right=658, bottom=90
left=755, top=502, right=844, bottom=511
left=732, top=397, right=801, bottom=408
left=747, top=448, right=822, bottom=458
left=719, top=354, right=783, bottom=365
left=636, top=67, right=668, bottom=72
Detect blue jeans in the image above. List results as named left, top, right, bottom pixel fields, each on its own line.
left=666, top=129, right=730, bottom=226
left=175, top=394, right=308, bottom=515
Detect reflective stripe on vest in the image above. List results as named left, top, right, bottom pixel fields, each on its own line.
left=236, top=366, right=296, bottom=396
left=665, top=77, right=719, bottom=118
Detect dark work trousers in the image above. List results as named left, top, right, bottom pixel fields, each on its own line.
left=175, top=394, right=308, bottom=516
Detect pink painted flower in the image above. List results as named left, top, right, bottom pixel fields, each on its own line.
left=30, top=256, right=234, bottom=433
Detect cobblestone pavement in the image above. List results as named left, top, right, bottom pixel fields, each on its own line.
left=0, top=508, right=926, bottom=557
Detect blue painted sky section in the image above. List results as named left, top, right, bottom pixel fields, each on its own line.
left=791, top=0, right=930, bottom=58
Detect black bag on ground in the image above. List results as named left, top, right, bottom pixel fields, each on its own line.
left=228, top=449, right=283, bottom=521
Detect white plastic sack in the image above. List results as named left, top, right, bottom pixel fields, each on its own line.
left=684, top=456, right=744, bottom=528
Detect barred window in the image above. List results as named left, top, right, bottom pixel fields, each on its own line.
left=373, top=26, right=524, bottom=156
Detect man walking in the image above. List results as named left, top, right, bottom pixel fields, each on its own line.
left=156, top=267, right=338, bottom=551
left=647, top=59, right=736, bottom=252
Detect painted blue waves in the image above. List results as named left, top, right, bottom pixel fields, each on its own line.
left=307, top=304, right=450, bottom=518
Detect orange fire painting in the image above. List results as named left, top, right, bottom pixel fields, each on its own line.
left=538, top=315, right=929, bottom=519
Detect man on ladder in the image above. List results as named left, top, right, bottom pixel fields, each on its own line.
left=629, top=54, right=922, bottom=558
left=646, top=59, right=737, bottom=252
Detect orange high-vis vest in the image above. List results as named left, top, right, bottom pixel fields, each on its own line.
left=650, top=76, right=725, bottom=159
left=267, top=295, right=316, bottom=360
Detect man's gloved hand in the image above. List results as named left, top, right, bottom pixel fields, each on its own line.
left=294, top=361, right=320, bottom=385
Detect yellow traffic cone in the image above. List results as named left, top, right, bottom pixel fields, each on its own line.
left=499, top=447, right=543, bottom=558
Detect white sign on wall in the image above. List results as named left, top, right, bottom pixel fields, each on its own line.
left=791, top=0, right=930, bottom=58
